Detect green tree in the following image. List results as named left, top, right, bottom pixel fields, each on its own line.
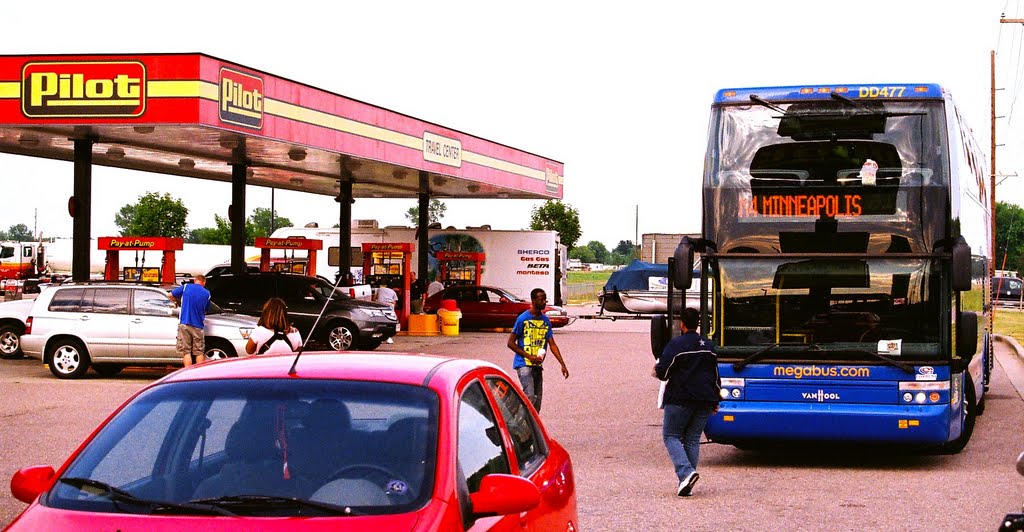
left=585, top=240, right=609, bottom=263
left=405, top=199, right=447, bottom=225
left=569, top=246, right=596, bottom=263
left=114, top=192, right=188, bottom=237
left=607, top=252, right=631, bottom=266
left=529, top=200, right=581, bottom=250
left=5, top=224, right=33, bottom=241
left=996, top=201, right=1024, bottom=274
left=186, top=215, right=233, bottom=245
left=249, top=207, right=292, bottom=238
left=613, top=239, right=637, bottom=258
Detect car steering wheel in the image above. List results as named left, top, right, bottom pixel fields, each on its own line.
left=327, top=464, right=413, bottom=501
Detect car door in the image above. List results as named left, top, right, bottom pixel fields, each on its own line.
left=129, top=287, right=180, bottom=361
left=449, top=288, right=486, bottom=328
left=81, top=288, right=134, bottom=360
left=481, top=288, right=524, bottom=328
left=484, top=375, right=575, bottom=531
left=278, top=276, right=320, bottom=337
left=455, top=379, right=518, bottom=531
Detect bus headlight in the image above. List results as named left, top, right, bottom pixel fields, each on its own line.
left=721, top=378, right=744, bottom=400
left=903, top=392, right=913, bottom=403
left=915, top=392, right=926, bottom=404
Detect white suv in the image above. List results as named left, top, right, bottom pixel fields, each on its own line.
left=21, top=283, right=257, bottom=379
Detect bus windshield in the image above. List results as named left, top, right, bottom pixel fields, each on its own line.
left=705, top=99, right=949, bottom=254
left=714, top=256, right=941, bottom=361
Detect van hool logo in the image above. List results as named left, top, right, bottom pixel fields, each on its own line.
left=219, top=68, right=263, bottom=129
left=21, top=61, right=146, bottom=118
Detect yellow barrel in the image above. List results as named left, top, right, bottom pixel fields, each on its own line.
left=437, top=308, right=462, bottom=336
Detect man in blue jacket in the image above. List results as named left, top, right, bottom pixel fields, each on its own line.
left=653, top=307, right=721, bottom=497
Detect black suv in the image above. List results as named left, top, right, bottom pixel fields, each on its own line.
left=992, top=276, right=1023, bottom=305
left=205, top=272, right=398, bottom=350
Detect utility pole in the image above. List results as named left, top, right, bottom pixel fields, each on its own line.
left=992, top=49, right=997, bottom=276
left=996, top=17, right=1024, bottom=274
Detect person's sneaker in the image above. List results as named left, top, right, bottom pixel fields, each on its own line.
left=677, top=471, right=700, bottom=497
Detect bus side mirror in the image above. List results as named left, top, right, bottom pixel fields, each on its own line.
left=673, top=238, right=695, bottom=290
left=951, top=236, right=971, bottom=292
left=957, top=311, right=978, bottom=361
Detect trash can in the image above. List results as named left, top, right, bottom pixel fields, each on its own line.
left=437, top=299, right=462, bottom=336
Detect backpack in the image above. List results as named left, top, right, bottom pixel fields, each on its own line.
left=258, top=330, right=295, bottom=354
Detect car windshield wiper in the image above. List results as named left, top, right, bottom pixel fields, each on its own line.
left=59, top=477, right=234, bottom=516
left=190, top=494, right=361, bottom=516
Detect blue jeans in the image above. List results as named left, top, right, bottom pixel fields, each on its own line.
left=662, top=402, right=714, bottom=481
left=516, top=366, right=544, bottom=412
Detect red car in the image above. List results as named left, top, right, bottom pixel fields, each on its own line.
left=423, top=285, right=572, bottom=329
left=7, top=353, right=578, bottom=531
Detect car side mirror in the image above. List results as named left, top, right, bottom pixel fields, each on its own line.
left=673, top=237, right=695, bottom=290
left=470, top=474, right=540, bottom=517
left=951, top=236, right=971, bottom=292
left=10, top=465, right=55, bottom=504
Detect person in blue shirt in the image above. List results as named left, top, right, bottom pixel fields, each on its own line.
left=168, top=274, right=211, bottom=367
left=653, top=307, right=721, bottom=497
left=506, top=288, right=568, bottom=412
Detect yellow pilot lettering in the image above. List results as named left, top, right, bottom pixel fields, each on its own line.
left=30, top=72, right=141, bottom=107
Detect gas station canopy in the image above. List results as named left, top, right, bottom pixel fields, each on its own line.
left=0, top=53, right=564, bottom=200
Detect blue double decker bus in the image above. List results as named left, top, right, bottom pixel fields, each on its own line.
left=658, top=83, right=991, bottom=452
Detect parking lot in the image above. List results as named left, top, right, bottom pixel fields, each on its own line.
left=3, top=308, right=1024, bottom=530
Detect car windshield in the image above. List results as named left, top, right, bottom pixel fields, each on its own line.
left=306, top=277, right=352, bottom=300
left=47, top=379, right=439, bottom=517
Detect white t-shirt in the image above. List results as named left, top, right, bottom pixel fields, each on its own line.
left=249, top=326, right=302, bottom=354
left=376, top=286, right=398, bottom=307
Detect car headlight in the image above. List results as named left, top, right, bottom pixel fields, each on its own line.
left=239, top=327, right=253, bottom=339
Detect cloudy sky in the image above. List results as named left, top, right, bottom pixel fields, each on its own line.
left=0, top=1, right=1020, bottom=247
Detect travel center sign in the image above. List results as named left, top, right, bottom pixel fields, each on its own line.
left=0, top=54, right=563, bottom=198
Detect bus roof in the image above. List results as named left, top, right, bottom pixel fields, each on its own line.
left=712, top=83, right=943, bottom=104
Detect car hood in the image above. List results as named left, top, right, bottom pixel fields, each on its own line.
left=0, top=299, right=35, bottom=321
left=205, top=311, right=259, bottom=328
left=7, top=502, right=420, bottom=531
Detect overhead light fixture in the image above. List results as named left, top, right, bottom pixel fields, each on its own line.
left=497, top=192, right=509, bottom=199
left=288, top=148, right=307, bottom=161
left=289, top=177, right=304, bottom=185
left=219, top=137, right=239, bottom=150
left=392, top=170, right=407, bottom=180
left=371, top=192, right=384, bottom=198
left=178, top=158, right=195, bottom=169
left=467, top=184, right=480, bottom=193
left=18, top=135, right=38, bottom=147
left=432, top=175, right=447, bottom=187
left=133, top=126, right=155, bottom=134
left=106, top=147, right=125, bottom=159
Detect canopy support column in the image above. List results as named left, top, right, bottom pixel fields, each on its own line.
left=418, top=171, right=430, bottom=284
left=229, top=146, right=247, bottom=274
left=337, top=159, right=354, bottom=280
left=71, top=138, right=94, bottom=282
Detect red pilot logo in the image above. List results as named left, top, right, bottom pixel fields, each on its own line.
left=21, top=61, right=146, bottom=118
left=219, top=68, right=263, bottom=129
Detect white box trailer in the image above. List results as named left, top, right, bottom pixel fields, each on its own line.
left=269, top=226, right=569, bottom=305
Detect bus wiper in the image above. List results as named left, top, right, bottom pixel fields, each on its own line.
left=829, top=92, right=925, bottom=118
left=59, top=477, right=234, bottom=516
left=749, top=94, right=789, bottom=115
left=190, top=494, right=361, bottom=516
left=833, top=348, right=915, bottom=374
left=733, top=343, right=781, bottom=371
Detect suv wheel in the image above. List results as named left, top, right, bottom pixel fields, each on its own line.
left=0, top=324, right=23, bottom=359
left=204, top=339, right=237, bottom=361
left=326, top=322, right=356, bottom=351
left=48, top=339, right=90, bottom=379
